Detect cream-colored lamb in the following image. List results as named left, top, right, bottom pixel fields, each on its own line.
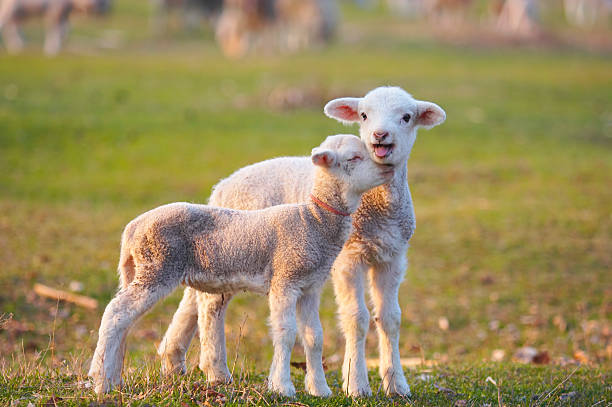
left=88, top=134, right=393, bottom=396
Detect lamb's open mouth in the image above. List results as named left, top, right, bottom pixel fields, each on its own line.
left=372, top=143, right=394, bottom=159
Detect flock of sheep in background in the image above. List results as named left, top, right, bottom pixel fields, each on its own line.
left=0, top=0, right=611, bottom=56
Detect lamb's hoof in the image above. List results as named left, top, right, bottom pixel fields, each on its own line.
left=161, top=359, right=187, bottom=376
left=382, top=369, right=411, bottom=396
left=305, top=374, right=332, bottom=397
left=268, top=380, right=296, bottom=398
left=343, top=384, right=372, bottom=397
left=206, top=374, right=233, bottom=386
left=92, top=376, right=114, bottom=395
left=386, top=381, right=411, bottom=397
left=203, top=367, right=233, bottom=386
left=307, top=384, right=332, bottom=397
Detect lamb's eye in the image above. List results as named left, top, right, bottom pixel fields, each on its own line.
left=348, top=156, right=362, bottom=162
left=402, top=113, right=411, bottom=123
left=361, top=112, right=367, bottom=121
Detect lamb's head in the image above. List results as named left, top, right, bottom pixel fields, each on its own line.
left=311, top=134, right=393, bottom=197
left=324, top=86, right=446, bottom=167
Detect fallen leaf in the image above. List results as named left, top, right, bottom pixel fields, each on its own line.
left=454, top=400, right=467, bottom=407
left=438, top=317, right=449, bottom=331
left=491, top=349, right=505, bottom=361
left=573, top=349, right=590, bottom=364
left=533, top=350, right=550, bottom=364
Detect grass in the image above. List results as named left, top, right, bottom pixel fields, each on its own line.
left=0, top=1, right=611, bottom=405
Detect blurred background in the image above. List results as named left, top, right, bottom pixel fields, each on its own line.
left=0, top=0, right=610, bottom=376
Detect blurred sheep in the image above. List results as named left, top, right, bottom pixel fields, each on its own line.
left=215, top=0, right=338, bottom=58
left=0, top=0, right=111, bottom=55
left=494, top=0, right=539, bottom=36
left=564, top=0, right=612, bottom=27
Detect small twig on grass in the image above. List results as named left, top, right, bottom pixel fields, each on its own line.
left=485, top=376, right=503, bottom=407
left=50, top=299, right=59, bottom=366
left=231, top=315, right=248, bottom=379
left=535, top=365, right=580, bottom=406
left=33, top=283, right=98, bottom=310
left=250, top=386, right=271, bottom=407
left=229, top=315, right=248, bottom=402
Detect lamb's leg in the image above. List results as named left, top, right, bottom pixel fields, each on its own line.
left=2, top=22, right=24, bottom=53
left=368, top=255, right=410, bottom=396
left=89, top=281, right=176, bottom=394
left=296, top=287, right=331, bottom=397
left=158, top=287, right=199, bottom=375
left=267, top=290, right=298, bottom=397
left=331, top=254, right=371, bottom=396
left=44, top=21, right=67, bottom=56
left=196, top=291, right=233, bottom=384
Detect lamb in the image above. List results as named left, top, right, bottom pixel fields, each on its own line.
left=159, top=86, right=446, bottom=396
left=88, top=134, right=393, bottom=396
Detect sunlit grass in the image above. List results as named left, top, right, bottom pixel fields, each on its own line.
left=0, top=0, right=610, bottom=405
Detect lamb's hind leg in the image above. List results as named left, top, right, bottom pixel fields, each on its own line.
left=368, top=255, right=410, bottom=396
left=331, top=252, right=371, bottom=396
left=158, top=287, right=199, bottom=375
left=296, top=286, right=331, bottom=397
left=196, top=291, right=233, bottom=384
left=89, top=281, right=176, bottom=394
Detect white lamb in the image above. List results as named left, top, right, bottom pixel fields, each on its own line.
left=159, top=86, right=446, bottom=396
left=88, top=134, right=393, bottom=396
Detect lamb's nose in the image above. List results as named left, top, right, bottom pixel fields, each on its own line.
left=373, top=131, right=388, bottom=141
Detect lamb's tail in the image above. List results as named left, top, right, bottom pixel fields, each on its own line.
left=117, top=222, right=137, bottom=290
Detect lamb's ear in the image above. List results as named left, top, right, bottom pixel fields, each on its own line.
left=415, top=101, right=446, bottom=129
left=324, top=97, right=362, bottom=124
left=311, top=148, right=338, bottom=168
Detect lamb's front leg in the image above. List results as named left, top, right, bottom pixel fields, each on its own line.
left=296, top=287, right=331, bottom=397
left=268, top=290, right=298, bottom=397
left=331, top=254, right=371, bottom=396
left=368, top=255, right=410, bottom=396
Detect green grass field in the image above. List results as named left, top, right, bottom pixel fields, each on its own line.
left=1, top=1, right=611, bottom=405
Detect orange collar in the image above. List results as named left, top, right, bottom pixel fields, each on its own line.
left=310, top=194, right=350, bottom=217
